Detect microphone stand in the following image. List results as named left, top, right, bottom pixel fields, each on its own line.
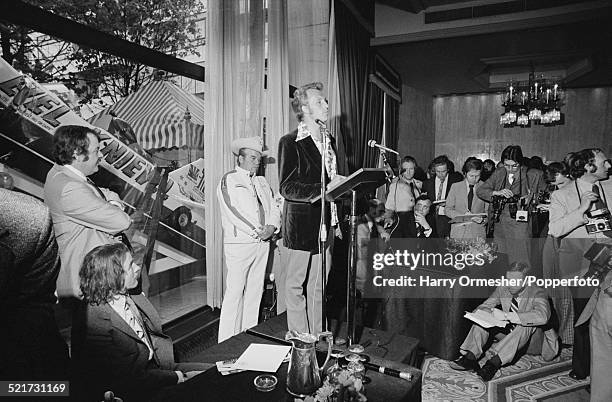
left=318, top=122, right=329, bottom=334
left=379, top=149, right=395, bottom=187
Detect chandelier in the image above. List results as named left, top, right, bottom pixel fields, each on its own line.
left=500, top=71, right=563, bottom=127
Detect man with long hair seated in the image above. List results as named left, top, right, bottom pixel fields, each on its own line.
left=70, top=243, right=210, bottom=401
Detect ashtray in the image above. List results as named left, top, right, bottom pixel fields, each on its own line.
left=254, top=374, right=277, bottom=392
left=348, top=344, right=365, bottom=354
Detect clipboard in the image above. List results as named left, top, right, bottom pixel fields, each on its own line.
left=449, top=213, right=487, bottom=223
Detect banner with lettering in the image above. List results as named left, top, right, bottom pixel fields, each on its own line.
left=0, top=56, right=152, bottom=193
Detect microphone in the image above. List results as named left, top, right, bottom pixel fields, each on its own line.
left=368, top=140, right=399, bottom=155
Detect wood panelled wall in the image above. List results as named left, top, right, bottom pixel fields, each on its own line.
left=398, top=85, right=435, bottom=167
left=434, top=88, right=612, bottom=166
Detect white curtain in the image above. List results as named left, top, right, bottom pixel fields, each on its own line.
left=326, top=0, right=348, bottom=174
left=205, top=0, right=289, bottom=308
left=264, top=0, right=290, bottom=191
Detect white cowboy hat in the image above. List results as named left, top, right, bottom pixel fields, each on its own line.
left=231, top=136, right=269, bottom=156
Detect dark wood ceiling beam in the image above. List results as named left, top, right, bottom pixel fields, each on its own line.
left=377, top=0, right=427, bottom=13
left=0, top=0, right=204, bottom=82
left=371, top=6, right=612, bottom=46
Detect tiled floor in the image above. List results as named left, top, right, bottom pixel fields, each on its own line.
left=149, top=275, right=208, bottom=324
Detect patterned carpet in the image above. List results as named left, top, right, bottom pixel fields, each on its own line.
left=422, top=348, right=591, bottom=401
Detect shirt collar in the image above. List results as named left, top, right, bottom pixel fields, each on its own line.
left=235, top=165, right=254, bottom=177
left=296, top=121, right=312, bottom=142
left=64, top=164, right=87, bottom=181
left=577, top=177, right=597, bottom=190
left=108, top=294, right=128, bottom=309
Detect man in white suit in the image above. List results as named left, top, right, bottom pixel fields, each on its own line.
left=548, top=148, right=612, bottom=392
left=44, top=125, right=132, bottom=299
left=217, top=136, right=281, bottom=342
left=445, top=158, right=488, bottom=239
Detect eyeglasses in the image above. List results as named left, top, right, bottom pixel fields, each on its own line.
left=503, top=163, right=520, bottom=169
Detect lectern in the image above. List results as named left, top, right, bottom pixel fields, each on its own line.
left=312, top=168, right=388, bottom=345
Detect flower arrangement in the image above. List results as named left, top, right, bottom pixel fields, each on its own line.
left=446, top=237, right=498, bottom=268
left=305, top=366, right=367, bottom=402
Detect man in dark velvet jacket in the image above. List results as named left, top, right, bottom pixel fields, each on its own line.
left=278, top=82, right=345, bottom=335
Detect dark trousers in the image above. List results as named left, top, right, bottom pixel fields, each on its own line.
left=571, top=290, right=591, bottom=377
left=434, top=214, right=450, bottom=239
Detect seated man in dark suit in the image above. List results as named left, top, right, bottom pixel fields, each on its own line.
left=388, top=195, right=437, bottom=239
left=71, top=243, right=211, bottom=402
left=450, top=262, right=558, bottom=381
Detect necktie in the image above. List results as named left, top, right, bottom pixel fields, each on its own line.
left=323, top=135, right=339, bottom=227
left=124, top=296, right=155, bottom=361
left=436, top=180, right=444, bottom=201
left=409, top=182, right=417, bottom=201
left=508, top=174, right=514, bottom=185
left=468, top=185, right=474, bottom=211
left=415, top=221, right=424, bottom=237
left=436, top=179, right=444, bottom=214
left=508, top=297, right=519, bottom=330
left=510, top=297, right=519, bottom=313
left=88, top=178, right=133, bottom=251
left=590, top=184, right=612, bottom=237
left=250, top=176, right=266, bottom=226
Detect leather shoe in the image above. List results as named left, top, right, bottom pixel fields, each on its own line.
left=449, top=355, right=479, bottom=371
left=568, top=370, right=587, bottom=380
left=477, top=361, right=499, bottom=381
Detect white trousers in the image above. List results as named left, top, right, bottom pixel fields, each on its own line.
left=218, top=241, right=270, bottom=342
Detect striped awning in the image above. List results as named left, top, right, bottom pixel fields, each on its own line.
left=88, top=80, right=204, bottom=150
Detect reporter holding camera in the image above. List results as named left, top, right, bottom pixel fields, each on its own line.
left=548, top=148, right=612, bottom=399
left=476, top=145, right=546, bottom=267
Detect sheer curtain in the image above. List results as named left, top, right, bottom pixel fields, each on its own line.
left=205, top=0, right=289, bottom=307
left=264, top=0, right=290, bottom=191
left=205, top=0, right=266, bottom=307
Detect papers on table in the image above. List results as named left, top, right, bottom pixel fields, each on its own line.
left=464, top=310, right=508, bottom=328
left=449, top=213, right=487, bottom=224
left=231, top=343, right=292, bottom=373
left=216, top=358, right=245, bottom=376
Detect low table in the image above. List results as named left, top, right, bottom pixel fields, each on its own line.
left=165, top=314, right=422, bottom=401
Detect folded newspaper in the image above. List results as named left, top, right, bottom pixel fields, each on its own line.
left=464, top=309, right=508, bottom=328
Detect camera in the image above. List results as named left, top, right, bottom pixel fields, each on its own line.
left=584, top=243, right=612, bottom=281
left=586, top=218, right=612, bottom=234
left=585, top=207, right=612, bottom=234
left=515, top=210, right=528, bottom=222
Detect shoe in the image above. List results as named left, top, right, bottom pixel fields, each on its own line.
left=477, top=361, right=499, bottom=381
left=449, top=355, right=479, bottom=371
left=568, top=370, right=587, bottom=380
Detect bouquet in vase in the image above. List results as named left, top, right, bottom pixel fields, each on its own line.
left=305, top=366, right=367, bottom=402
left=446, top=237, right=498, bottom=269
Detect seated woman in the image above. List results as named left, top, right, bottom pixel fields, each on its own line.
left=71, top=243, right=211, bottom=402
left=445, top=158, right=487, bottom=239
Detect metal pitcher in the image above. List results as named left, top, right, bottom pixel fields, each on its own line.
left=285, top=330, right=333, bottom=397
